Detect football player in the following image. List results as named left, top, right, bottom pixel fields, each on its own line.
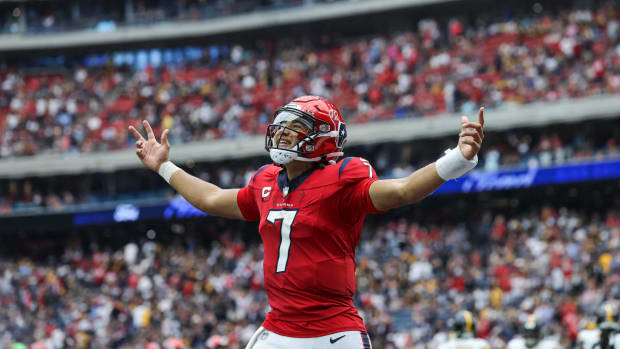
left=507, top=315, right=560, bottom=349
left=577, top=320, right=600, bottom=349
left=438, top=310, right=491, bottom=349
left=129, top=96, right=484, bottom=349
left=593, top=302, right=620, bottom=349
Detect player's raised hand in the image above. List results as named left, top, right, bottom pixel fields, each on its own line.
left=458, top=107, right=485, bottom=160
left=128, top=120, right=171, bottom=172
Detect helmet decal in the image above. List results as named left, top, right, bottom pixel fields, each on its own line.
left=328, top=109, right=340, bottom=124
left=337, top=122, right=347, bottom=148
left=285, top=103, right=301, bottom=110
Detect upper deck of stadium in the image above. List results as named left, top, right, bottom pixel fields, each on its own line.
left=0, top=0, right=618, bottom=177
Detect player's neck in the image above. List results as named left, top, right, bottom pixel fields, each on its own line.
left=284, top=161, right=316, bottom=180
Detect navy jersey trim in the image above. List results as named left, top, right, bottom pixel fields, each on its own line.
left=338, top=157, right=354, bottom=178
left=252, top=164, right=270, bottom=183
left=360, top=332, right=371, bottom=349
left=277, top=167, right=318, bottom=195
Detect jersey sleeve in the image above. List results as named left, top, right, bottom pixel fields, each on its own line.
left=236, top=186, right=260, bottom=221
left=338, top=157, right=384, bottom=216
left=236, top=165, right=272, bottom=221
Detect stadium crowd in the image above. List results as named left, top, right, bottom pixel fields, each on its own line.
left=0, top=204, right=618, bottom=348
left=2, top=1, right=620, bottom=349
left=0, top=0, right=345, bottom=34
left=1, top=1, right=620, bottom=157
left=1, top=118, right=618, bottom=215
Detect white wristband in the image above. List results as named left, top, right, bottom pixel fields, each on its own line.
left=158, top=161, right=181, bottom=184
left=435, top=147, right=478, bottom=180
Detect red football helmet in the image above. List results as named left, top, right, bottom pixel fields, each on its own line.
left=265, top=96, right=347, bottom=165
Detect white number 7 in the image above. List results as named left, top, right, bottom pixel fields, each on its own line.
left=360, top=158, right=373, bottom=178
left=266, top=209, right=299, bottom=273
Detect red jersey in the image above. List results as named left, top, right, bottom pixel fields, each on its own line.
left=236, top=157, right=382, bottom=337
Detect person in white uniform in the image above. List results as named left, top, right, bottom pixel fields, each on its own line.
left=507, top=315, right=560, bottom=349
left=578, top=320, right=600, bottom=349
left=593, top=303, right=620, bottom=349
left=437, top=310, right=491, bottom=349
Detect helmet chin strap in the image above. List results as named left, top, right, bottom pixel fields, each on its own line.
left=269, top=148, right=299, bottom=165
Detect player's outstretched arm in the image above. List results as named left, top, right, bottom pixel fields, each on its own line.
left=369, top=108, right=484, bottom=211
left=128, top=120, right=244, bottom=220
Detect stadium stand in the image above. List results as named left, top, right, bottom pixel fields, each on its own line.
left=1, top=187, right=618, bottom=348
left=1, top=0, right=353, bottom=35
left=1, top=0, right=619, bottom=157
left=1, top=117, right=618, bottom=215
left=1, top=0, right=619, bottom=348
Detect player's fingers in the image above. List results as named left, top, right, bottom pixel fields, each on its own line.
left=460, top=130, right=482, bottom=143
left=161, top=129, right=170, bottom=148
left=461, top=122, right=483, bottom=132
left=478, top=107, right=485, bottom=127
left=460, top=136, right=473, bottom=144
left=459, top=130, right=478, bottom=137
left=136, top=148, right=145, bottom=159
left=461, top=115, right=468, bottom=125
left=143, top=120, right=155, bottom=140
left=461, top=122, right=484, bottom=140
left=461, top=137, right=481, bottom=149
left=136, top=140, right=143, bottom=148
left=128, top=126, right=144, bottom=141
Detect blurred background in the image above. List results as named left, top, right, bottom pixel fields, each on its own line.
left=0, top=0, right=619, bottom=348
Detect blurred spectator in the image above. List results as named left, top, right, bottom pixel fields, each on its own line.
left=0, top=205, right=618, bottom=348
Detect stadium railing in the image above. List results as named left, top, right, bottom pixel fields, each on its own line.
left=2, top=155, right=618, bottom=232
